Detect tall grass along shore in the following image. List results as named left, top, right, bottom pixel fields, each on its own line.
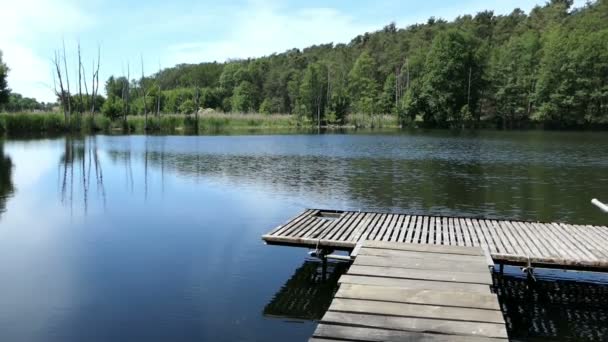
left=0, top=112, right=401, bottom=135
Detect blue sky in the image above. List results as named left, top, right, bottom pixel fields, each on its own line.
left=1, top=0, right=587, bottom=102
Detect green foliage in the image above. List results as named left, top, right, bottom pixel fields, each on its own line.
left=298, top=62, right=328, bottom=121
left=231, top=81, right=258, bottom=112
left=81, top=1, right=608, bottom=128
left=348, top=52, right=379, bottom=114
left=179, top=99, right=195, bottom=114
left=101, top=95, right=124, bottom=120
left=0, top=51, right=10, bottom=105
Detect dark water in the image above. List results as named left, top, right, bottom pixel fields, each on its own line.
left=0, top=131, right=607, bottom=341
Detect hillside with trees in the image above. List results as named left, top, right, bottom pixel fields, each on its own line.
left=3, top=0, right=608, bottom=130
left=100, top=0, right=604, bottom=128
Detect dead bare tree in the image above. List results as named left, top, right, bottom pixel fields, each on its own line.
left=77, top=41, right=83, bottom=114
left=82, top=62, right=89, bottom=112
left=140, top=54, right=147, bottom=131
left=122, top=63, right=130, bottom=125
left=156, top=61, right=161, bottom=117
left=52, top=51, right=68, bottom=121
left=90, top=45, right=101, bottom=114
left=62, top=40, right=72, bottom=116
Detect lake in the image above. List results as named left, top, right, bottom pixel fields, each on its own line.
left=0, top=130, right=607, bottom=341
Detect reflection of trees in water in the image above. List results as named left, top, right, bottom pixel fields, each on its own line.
left=495, top=274, right=608, bottom=341
left=113, top=147, right=607, bottom=224
left=0, top=141, right=15, bottom=218
left=59, top=136, right=105, bottom=214
left=263, top=259, right=348, bottom=321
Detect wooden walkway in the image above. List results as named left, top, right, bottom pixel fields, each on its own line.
left=263, top=209, right=608, bottom=271
left=310, top=241, right=508, bottom=341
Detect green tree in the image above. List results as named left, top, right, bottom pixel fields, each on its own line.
left=379, top=73, right=397, bottom=114
left=419, top=29, right=480, bottom=126
left=298, top=62, right=328, bottom=123
left=179, top=99, right=196, bottom=114
left=0, top=51, right=10, bottom=105
left=348, top=51, right=379, bottom=114
left=491, top=31, right=541, bottom=127
left=101, top=95, right=124, bottom=119
left=231, top=81, right=257, bottom=112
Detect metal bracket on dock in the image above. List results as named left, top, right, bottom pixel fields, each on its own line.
left=521, top=258, right=536, bottom=282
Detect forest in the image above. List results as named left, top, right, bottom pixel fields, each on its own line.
left=1, top=0, right=608, bottom=129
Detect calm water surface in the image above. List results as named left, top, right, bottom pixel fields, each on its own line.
left=0, top=131, right=607, bottom=341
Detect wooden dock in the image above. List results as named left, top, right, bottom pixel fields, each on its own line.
left=310, top=241, right=508, bottom=341
left=263, top=209, right=608, bottom=271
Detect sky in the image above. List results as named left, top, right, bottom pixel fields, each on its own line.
left=0, top=0, right=587, bottom=102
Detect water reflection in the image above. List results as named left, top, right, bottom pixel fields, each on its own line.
left=98, top=134, right=608, bottom=225
left=0, top=141, right=14, bottom=218
left=264, top=259, right=348, bottom=321
left=495, top=273, right=608, bottom=341
left=58, top=137, right=105, bottom=214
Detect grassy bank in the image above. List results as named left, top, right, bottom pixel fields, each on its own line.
left=0, top=112, right=402, bottom=135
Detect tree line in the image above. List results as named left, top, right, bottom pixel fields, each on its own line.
left=2, top=0, right=608, bottom=129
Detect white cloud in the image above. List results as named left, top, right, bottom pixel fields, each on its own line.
left=165, top=3, right=374, bottom=64
left=0, top=0, right=93, bottom=102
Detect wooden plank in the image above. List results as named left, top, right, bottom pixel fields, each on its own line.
left=353, top=254, right=490, bottom=273
left=338, top=275, right=491, bottom=294
left=549, top=223, right=598, bottom=261
left=357, top=213, right=383, bottom=242
left=343, top=213, right=374, bottom=241
left=303, top=211, right=347, bottom=239
left=405, top=215, right=420, bottom=243
left=428, top=216, right=436, bottom=245
left=267, top=209, right=312, bottom=236
left=367, top=214, right=388, bottom=241
left=397, top=215, right=411, bottom=243
left=567, top=224, right=608, bottom=259
left=320, top=312, right=508, bottom=339
left=477, top=219, right=505, bottom=254
left=375, top=214, right=395, bottom=241
left=326, top=211, right=360, bottom=240
left=262, top=234, right=356, bottom=249
left=458, top=218, right=475, bottom=246
left=328, top=298, right=505, bottom=324
left=440, top=217, right=449, bottom=245
left=503, top=220, right=540, bottom=258
left=312, top=324, right=508, bottom=342
left=362, top=240, right=484, bottom=256
left=511, top=221, right=551, bottom=258
left=358, top=247, right=488, bottom=264
left=279, top=210, right=319, bottom=236
left=296, top=215, right=330, bottom=238
left=347, top=265, right=493, bottom=285
left=336, top=283, right=500, bottom=310
left=491, top=220, right=520, bottom=255
left=382, top=214, right=398, bottom=242
left=532, top=222, right=579, bottom=261
left=446, top=217, right=455, bottom=246
left=420, top=216, right=430, bottom=244
left=389, top=214, right=405, bottom=242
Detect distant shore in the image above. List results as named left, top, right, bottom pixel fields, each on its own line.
left=1, top=112, right=607, bottom=136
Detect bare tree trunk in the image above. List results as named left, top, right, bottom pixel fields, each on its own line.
left=467, top=66, right=472, bottom=108
left=53, top=51, right=68, bottom=121
left=91, top=45, right=101, bottom=114
left=141, top=54, right=147, bottom=131
left=77, top=41, right=83, bottom=115
left=82, top=63, right=89, bottom=113
left=157, top=62, right=162, bottom=117
left=62, top=40, right=72, bottom=117
left=125, top=63, right=130, bottom=124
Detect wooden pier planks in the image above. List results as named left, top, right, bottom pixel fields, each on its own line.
left=310, top=242, right=508, bottom=342
left=262, top=209, right=608, bottom=271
